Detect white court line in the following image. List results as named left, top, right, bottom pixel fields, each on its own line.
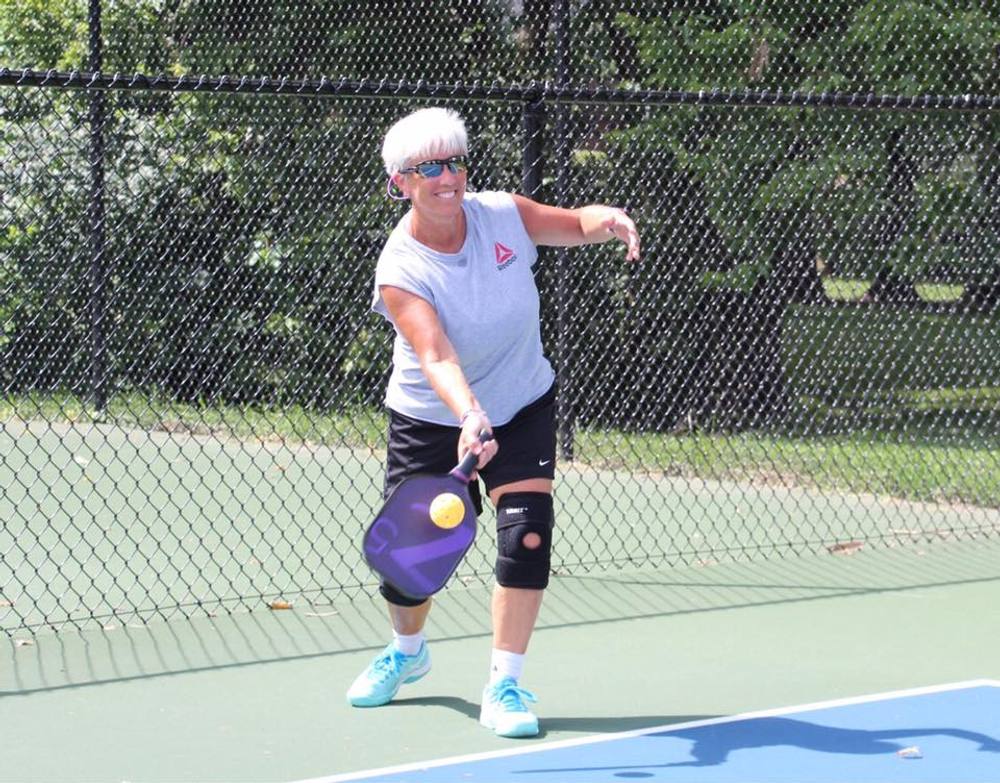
left=296, top=679, right=1000, bottom=783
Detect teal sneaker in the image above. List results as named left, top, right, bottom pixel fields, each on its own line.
left=346, top=642, right=431, bottom=707
left=479, top=676, right=539, bottom=738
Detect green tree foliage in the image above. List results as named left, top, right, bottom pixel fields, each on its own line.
left=1, top=1, right=535, bottom=408
left=0, top=0, right=86, bottom=69
left=605, top=0, right=998, bottom=287
left=1, top=0, right=997, bottom=428
left=555, top=0, right=999, bottom=429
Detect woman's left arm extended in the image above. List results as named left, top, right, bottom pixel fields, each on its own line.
left=512, top=194, right=640, bottom=262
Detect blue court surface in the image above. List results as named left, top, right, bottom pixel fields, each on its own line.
left=307, top=681, right=1000, bottom=783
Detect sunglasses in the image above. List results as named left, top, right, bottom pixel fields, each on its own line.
left=399, top=155, right=469, bottom=178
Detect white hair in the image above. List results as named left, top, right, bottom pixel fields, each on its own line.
left=381, top=107, right=468, bottom=175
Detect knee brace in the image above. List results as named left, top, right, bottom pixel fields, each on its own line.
left=495, top=492, right=554, bottom=590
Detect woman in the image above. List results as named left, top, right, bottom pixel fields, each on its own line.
left=347, top=106, right=640, bottom=738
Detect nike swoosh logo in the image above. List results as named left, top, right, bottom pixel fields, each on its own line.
left=538, top=459, right=551, bottom=466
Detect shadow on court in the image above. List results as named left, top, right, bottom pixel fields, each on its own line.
left=7, top=539, right=1000, bottom=698
left=516, top=717, right=1000, bottom=773
left=392, top=694, right=718, bottom=736
left=4, top=542, right=1000, bottom=783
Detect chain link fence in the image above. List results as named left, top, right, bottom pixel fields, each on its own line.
left=2, top=1, right=998, bottom=634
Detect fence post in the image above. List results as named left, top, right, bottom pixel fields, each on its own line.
left=552, top=0, right=573, bottom=460
left=521, top=99, right=545, bottom=199
left=87, top=0, right=109, bottom=413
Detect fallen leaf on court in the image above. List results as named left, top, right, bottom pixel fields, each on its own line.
left=0, top=599, right=12, bottom=607
left=897, top=746, right=922, bottom=759
left=268, top=599, right=293, bottom=610
left=14, top=639, right=34, bottom=647
left=827, top=541, right=863, bottom=555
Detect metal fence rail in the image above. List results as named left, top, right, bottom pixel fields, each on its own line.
left=1, top=0, right=998, bottom=634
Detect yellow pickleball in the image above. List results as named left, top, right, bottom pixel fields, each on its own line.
left=429, top=492, right=465, bottom=529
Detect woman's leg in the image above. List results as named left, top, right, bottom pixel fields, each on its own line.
left=488, top=477, right=552, bottom=652
left=387, top=598, right=433, bottom=635
left=479, top=477, right=552, bottom=736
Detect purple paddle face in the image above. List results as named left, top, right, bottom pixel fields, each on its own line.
left=363, top=432, right=490, bottom=600
left=363, top=473, right=476, bottom=600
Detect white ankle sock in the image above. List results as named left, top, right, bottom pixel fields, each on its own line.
left=392, top=630, right=424, bottom=656
left=489, top=648, right=525, bottom=684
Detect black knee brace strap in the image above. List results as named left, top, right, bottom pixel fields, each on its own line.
left=495, top=492, right=554, bottom=590
left=380, top=580, right=428, bottom=608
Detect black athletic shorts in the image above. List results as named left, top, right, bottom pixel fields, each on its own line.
left=384, top=384, right=556, bottom=515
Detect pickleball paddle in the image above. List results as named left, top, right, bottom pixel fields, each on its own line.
left=363, top=432, right=492, bottom=600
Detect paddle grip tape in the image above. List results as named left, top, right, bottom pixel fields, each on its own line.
left=495, top=492, right=554, bottom=590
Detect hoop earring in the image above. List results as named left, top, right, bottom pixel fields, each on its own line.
left=387, top=178, right=408, bottom=201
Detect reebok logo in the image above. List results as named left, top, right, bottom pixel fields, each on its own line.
left=494, top=241, right=517, bottom=270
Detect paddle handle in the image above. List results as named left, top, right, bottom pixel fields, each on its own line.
left=452, top=430, right=494, bottom=481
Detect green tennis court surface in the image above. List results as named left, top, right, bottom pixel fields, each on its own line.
left=3, top=537, right=999, bottom=782
left=4, top=419, right=997, bottom=633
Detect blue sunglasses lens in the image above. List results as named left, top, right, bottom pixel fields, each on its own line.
left=408, top=157, right=468, bottom=177
left=416, top=162, right=445, bottom=177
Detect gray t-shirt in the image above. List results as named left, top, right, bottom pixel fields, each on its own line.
left=372, top=190, right=555, bottom=426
